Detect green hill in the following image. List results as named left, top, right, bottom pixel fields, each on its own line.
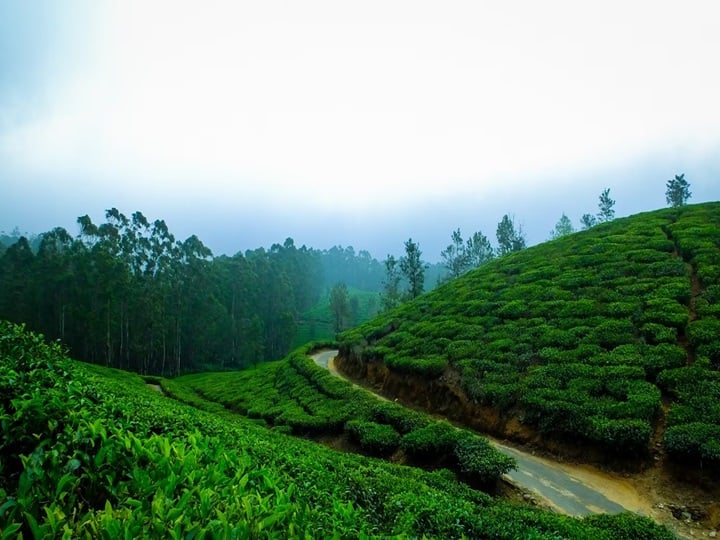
left=1, top=321, right=674, bottom=538
left=338, top=202, right=720, bottom=468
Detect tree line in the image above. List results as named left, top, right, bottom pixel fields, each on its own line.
left=380, top=175, right=692, bottom=308
left=0, top=209, right=381, bottom=375
left=0, top=175, right=692, bottom=372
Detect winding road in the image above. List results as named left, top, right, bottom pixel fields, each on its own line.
left=312, top=349, right=651, bottom=517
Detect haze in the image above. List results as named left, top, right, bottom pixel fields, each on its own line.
left=2, top=0, right=719, bottom=260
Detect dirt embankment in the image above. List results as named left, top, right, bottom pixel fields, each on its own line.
left=336, top=353, right=603, bottom=462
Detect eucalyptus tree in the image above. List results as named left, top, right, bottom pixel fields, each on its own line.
left=440, top=228, right=469, bottom=280
left=400, top=238, right=427, bottom=300
left=496, top=215, right=526, bottom=256
left=580, top=213, right=597, bottom=230
left=0, top=236, right=35, bottom=326
left=465, top=231, right=494, bottom=268
left=381, top=255, right=402, bottom=311
left=329, top=282, right=350, bottom=333
left=666, top=173, right=691, bottom=207
left=550, top=213, right=575, bottom=240
left=597, top=188, right=615, bottom=223
left=35, top=228, right=75, bottom=341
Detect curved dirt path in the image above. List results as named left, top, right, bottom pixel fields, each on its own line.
left=312, top=349, right=654, bottom=518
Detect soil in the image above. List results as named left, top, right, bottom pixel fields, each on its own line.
left=333, top=352, right=720, bottom=539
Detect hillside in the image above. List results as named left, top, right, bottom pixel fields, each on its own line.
left=338, top=203, right=720, bottom=472
left=0, top=321, right=676, bottom=538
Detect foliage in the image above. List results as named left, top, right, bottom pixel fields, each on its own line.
left=339, top=203, right=720, bottom=464
left=597, top=188, right=616, bottom=222
left=0, top=321, right=676, bottom=538
left=329, top=282, right=351, bottom=333
left=496, top=214, right=526, bottom=256
left=346, top=420, right=401, bottom=456
left=399, top=238, right=427, bottom=300
left=381, top=254, right=402, bottom=312
left=550, top=213, right=576, bottom=240
left=665, top=173, right=691, bottom=207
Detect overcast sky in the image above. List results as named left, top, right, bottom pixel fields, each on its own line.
left=1, top=1, right=719, bottom=261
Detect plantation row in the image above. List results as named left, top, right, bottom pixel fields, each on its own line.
left=0, top=321, right=675, bottom=538
left=339, top=203, right=720, bottom=464
left=170, top=343, right=516, bottom=486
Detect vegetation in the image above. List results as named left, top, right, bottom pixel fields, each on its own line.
left=496, top=214, right=526, bottom=256
left=0, top=209, right=430, bottom=376
left=440, top=228, right=495, bottom=281
left=666, top=173, right=692, bottom=207
left=0, top=321, right=674, bottom=538
left=399, top=238, right=427, bottom=300
left=170, top=342, right=516, bottom=486
left=292, top=286, right=381, bottom=349
left=340, top=203, right=720, bottom=466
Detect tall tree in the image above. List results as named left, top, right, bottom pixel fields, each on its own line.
left=550, top=213, right=575, bottom=240
left=440, top=228, right=469, bottom=280
left=400, top=238, right=426, bottom=300
left=329, top=282, right=350, bottom=333
left=597, top=188, right=615, bottom=223
left=496, top=215, right=526, bottom=256
left=666, top=173, right=691, bottom=207
left=580, top=213, right=597, bottom=230
left=466, top=231, right=494, bottom=268
left=381, top=255, right=402, bottom=311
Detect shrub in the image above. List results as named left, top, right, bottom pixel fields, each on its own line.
left=687, top=319, right=720, bottom=346
left=401, top=422, right=457, bottom=459
left=453, top=432, right=516, bottom=484
left=664, top=422, right=720, bottom=465
left=370, top=402, right=428, bottom=434
left=586, top=417, right=652, bottom=455
left=345, top=420, right=401, bottom=456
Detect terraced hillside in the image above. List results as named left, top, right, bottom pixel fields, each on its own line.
left=0, top=322, right=674, bottom=538
left=338, top=203, right=720, bottom=469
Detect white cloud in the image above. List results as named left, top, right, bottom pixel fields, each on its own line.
left=2, top=0, right=719, bottom=214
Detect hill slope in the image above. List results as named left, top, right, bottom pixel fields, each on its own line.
left=0, top=321, right=674, bottom=538
left=338, top=202, right=720, bottom=468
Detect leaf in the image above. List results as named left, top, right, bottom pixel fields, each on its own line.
left=0, top=523, right=22, bottom=540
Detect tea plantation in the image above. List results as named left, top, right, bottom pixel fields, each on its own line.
left=0, top=321, right=674, bottom=538
left=339, top=203, right=720, bottom=466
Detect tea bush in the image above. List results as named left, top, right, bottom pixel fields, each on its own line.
left=338, top=203, right=720, bottom=463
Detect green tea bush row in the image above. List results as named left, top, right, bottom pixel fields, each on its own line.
left=339, top=204, right=719, bottom=460
left=3, top=321, right=679, bottom=538
left=345, top=420, right=401, bottom=456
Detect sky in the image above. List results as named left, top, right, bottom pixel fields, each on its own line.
left=1, top=0, right=719, bottom=261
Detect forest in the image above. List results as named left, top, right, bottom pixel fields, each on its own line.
left=0, top=210, right=411, bottom=375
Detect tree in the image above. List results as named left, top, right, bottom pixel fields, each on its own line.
left=399, top=238, right=427, bottom=300
left=666, top=173, right=691, bottom=207
left=550, top=213, right=575, bottom=240
left=580, top=213, right=597, bottom=230
left=329, top=282, right=350, bottom=333
left=466, top=231, right=494, bottom=270
left=597, top=188, right=615, bottom=223
left=496, top=215, right=526, bottom=256
left=381, top=255, right=402, bottom=311
left=440, top=228, right=469, bottom=280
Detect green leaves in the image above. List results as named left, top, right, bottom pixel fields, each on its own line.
left=0, top=322, right=677, bottom=539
